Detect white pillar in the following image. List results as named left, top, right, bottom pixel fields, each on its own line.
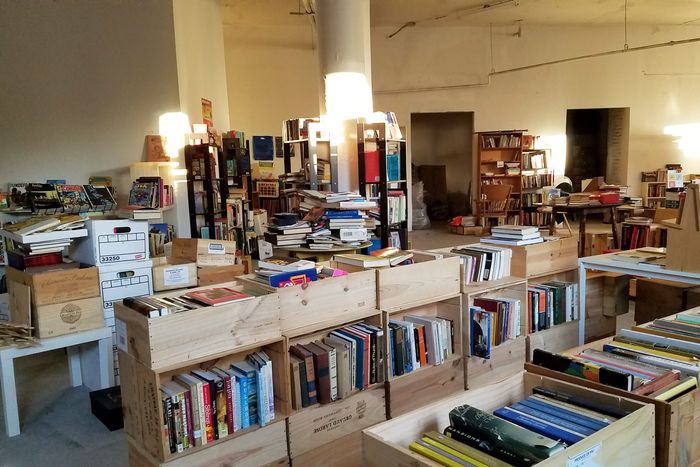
left=315, top=0, right=373, bottom=192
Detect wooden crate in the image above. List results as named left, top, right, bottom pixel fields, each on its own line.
left=508, top=236, right=579, bottom=278
left=376, top=251, right=461, bottom=312
left=197, top=264, right=246, bottom=286
left=527, top=345, right=700, bottom=467
left=585, top=272, right=631, bottom=342
left=290, top=431, right=362, bottom=467
left=127, top=427, right=288, bottom=467
left=287, top=385, right=386, bottom=459
left=363, top=371, right=655, bottom=467
left=115, top=281, right=281, bottom=371
left=151, top=257, right=198, bottom=292
left=240, top=265, right=378, bottom=338
left=526, top=320, right=579, bottom=361
left=119, top=340, right=292, bottom=465
left=384, top=297, right=466, bottom=417
left=5, top=265, right=100, bottom=305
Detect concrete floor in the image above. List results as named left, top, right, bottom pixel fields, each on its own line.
left=0, top=218, right=615, bottom=466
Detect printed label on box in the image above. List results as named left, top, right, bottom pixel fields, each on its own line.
left=567, top=442, right=602, bottom=467
left=207, top=242, right=226, bottom=255
left=115, top=319, right=128, bottom=352
left=163, top=266, right=190, bottom=286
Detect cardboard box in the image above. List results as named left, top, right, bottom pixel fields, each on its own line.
left=90, top=386, right=123, bottom=431
left=171, top=238, right=237, bottom=266
left=151, top=257, right=197, bottom=292
left=5, top=265, right=100, bottom=306
left=70, top=218, right=149, bottom=266
left=98, top=261, right=153, bottom=319
left=32, top=296, right=104, bottom=338
left=196, top=264, right=245, bottom=286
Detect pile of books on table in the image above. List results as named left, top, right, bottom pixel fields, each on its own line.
left=449, top=244, right=512, bottom=283
left=481, top=225, right=544, bottom=246
left=251, top=255, right=349, bottom=288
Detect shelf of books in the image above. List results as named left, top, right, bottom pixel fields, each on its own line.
left=2, top=182, right=118, bottom=215
left=185, top=143, right=229, bottom=239
left=527, top=305, right=700, bottom=466
left=477, top=130, right=526, bottom=226
left=521, top=149, right=554, bottom=227
left=465, top=275, right=528, bottom=390
left=285, top=317, right=386, bottom=462
left=239, top=257, right=378, bottom=338
left=363, top=370, right=655, bottom=467
left=282, top=118, right=336, bottom=191
left=383, top=295, right=465, bottom=418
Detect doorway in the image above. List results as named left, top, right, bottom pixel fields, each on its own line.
left=565, top=108, right=630, bottom=191
left=410, top=112, right=475, bottom=222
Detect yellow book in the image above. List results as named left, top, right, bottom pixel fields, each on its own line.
left=409, top=441, right=467, bottom=467
left=424, top=431, right=511, bottom=467
left=421, top=436, right=488, bottom=467
left=654, top=376, right=698, bottom=401
left=611, top=340, right=699, bottom=364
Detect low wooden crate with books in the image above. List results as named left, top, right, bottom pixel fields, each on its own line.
left=363, top=371, right=655, bottom=467
left=238, top=259, right=378, bottom=338
left=114, top=281, right=281, bottom=371
left=527, top=308, right=700, bottom=467
left=290, top=431, right=362, bottom=467
left=119, top=337, right=291, bottom=467
left=507, top=235, right=579, bottom=278
left=384, top=296, right=465, bottom=418
left=285, top=316, right=387, bottom=460
left=464, top=276, right=528, bottom=389
left=6, top=264, right=104, bottom=338
left=374, top=251, right=461, bottom=312
left=525, top=268, right=581, bottom=361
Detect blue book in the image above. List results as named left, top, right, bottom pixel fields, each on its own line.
left=325, top=209, right=360, bottom=219
left=388, top=327, right=395, bottom=377
left=231, top=362, right=258, bottom=426
left=331, top=329, right=365, bottom=390
left=267, top=268, right=318, bottom=288
left=387, top=153, right=400, bottom=181
left=494, top=407, right=585, bottom=445
left=229, top=368, right=250, bottom=429
left=470, top=306, right=491, bottom=358
left=510, top=402, right=597, bottom=436
left=522, top=398, right=609, bottom=431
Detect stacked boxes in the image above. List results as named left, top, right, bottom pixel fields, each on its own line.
left=70, top=218, right=153, bottom=384
left=170, top=238, right=244, bottom=285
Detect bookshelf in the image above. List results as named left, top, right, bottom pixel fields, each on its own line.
left=221, top=137, right=253, bottom=255
left=477, top=130, right=525, bottom=226
left=282, top=119, right=337, bottom=191
left=521, top=148, right=554, bottom=227
left=357, top=122, right=408, bottom=250
left=641, top=181, right=667, bottom=208
left=184, top=144, right=228, bottom=239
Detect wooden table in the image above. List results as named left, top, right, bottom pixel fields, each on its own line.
left=549, top=203, right=622, bottom=257
left=0, top=326, right=113, bottom=436
left=274, top=241, right=373, bottom=262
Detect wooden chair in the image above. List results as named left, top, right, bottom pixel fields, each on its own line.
left=478, top=184, right=512, bottom=227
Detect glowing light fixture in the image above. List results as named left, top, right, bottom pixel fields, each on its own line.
left=159, top=112, right=190, bottom=158
left=664, top=123, right=700, bottom=157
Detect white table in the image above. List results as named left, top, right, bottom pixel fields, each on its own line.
left=578, top=253, right=700, bottom=345
left=0, top=326, right=113, bottom=436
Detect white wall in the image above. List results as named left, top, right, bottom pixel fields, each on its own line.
left=372, top=24, right=700, bottom=195
left=224, top=21, right=320, bottom=176
left=0, top=0, right=181, bottom=200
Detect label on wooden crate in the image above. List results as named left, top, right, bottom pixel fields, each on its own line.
left=115, top=318, right=128, bottom=352
left=162, top=266, right=190, bottom=286
left=207, top=242, right=226, bottom=255
left=567, top=442, right=601, bottom=467
left=311, top=400, right=366, bottom=436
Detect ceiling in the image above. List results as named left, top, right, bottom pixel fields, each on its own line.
left=222, top=0, right=700, bottom=28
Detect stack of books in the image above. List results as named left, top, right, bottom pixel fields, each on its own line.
left=289, top=321, right=384, bottom=410
left=264, top=212, right=312, bottom=248
left=252, top=256, right=318, bottom=287
left=160, top=350, right=275, bottom=453
left=469, top=297, right=522, bottom=358
left=482, top=225, right=544, bottom=246
left=122, top=287, right=254, bottom=318
left=527, top=281, right=579, bottom=333
left=388, top=315, right=455, bottom=378
left=408, top=386, right=631, bottom=465
left=449, top=244, right=512, bottom=283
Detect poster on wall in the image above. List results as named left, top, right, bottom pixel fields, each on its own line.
left=253, top=136, right=274, bottom=161
left=275, top=136, right=284, bottom=157
left=201, top=98, right=213, bottom=127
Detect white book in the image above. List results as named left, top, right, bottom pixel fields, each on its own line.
left=403, top=315, right=440, bottom=365
left=258, top=351, right=275, bottom=422
left=233, top=373, right=241, bottom=431
left=330, top=331, right=357, bottom=389
left=481, top=236, right=545, bottom=246
left=324, top=337, right=352, bottom=398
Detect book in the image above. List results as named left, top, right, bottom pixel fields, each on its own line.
left=26, top=183, right=62, bottom=210
left=290, top=355, right=304, bottom=410
left=190, top=370, right=220, bottom=439
left=651, top=375, right=698, bottom=401
left=230, top=361, right=258, bottom=426
left=257, top=256, right=315, bottom=272
left=494, top=406, right=586, bottom=445
left=423, top=431, right=510, bottom=467
left=333, top=253, right=390, bottom=268
left=532, top=349, right=634, bottom=391
left=481, top=236, right=544, bottom=246
left=370, top=247, right=414, bottom=266
left=531, top=386, right=631, bottom=419
left=323, top=336, right=352, bottom=399
left=302, top=342, right=331, bottom=404
left=289, top=345, right=318, bottom=405
left=83, top=184, right=117, bottom=209
left=3, top=216, right=61, bottom=236
left=128, top=181, right=158, bottom=208
left=173, top=374, right=207, bottom=446
left=56, top=184, right=91, bottom=209
left=314, top=340, right=338, bottom=401
left=183, top=288, right=253, bottom=306
left=209, top=368, right=234, bottom=436
left=409, top=439, right=475, bottom=466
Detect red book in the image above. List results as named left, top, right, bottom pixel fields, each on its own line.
left=200, top=382, right=213, bottom=442
left=184, top=288, right=253, bottom=306
left=364, top=150, right=380, bottom=182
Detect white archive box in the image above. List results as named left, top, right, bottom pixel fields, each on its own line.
left=98, top=260, right=154, bottom=317
left=70, top=218, right=149, bottom=266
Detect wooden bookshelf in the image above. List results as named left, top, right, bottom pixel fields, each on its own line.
left=476, top=130, right=525, bottom=226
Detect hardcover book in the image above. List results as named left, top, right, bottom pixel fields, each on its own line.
left=184, top=288, right=253, bottom=306
left=57, top=184, right=90, bottom=209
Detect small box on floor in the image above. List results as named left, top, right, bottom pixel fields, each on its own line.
left=70, top=218, right=149, bottom=266
left=89, top=386, right=123, bottom=431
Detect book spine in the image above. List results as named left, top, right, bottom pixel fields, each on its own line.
left=247, top=373, right=258, bottom=425
left=304, top=357, right=318, bottom=404
left=233, top=375, right=241, bottom=432
left=369, top=331, right=378, bottom=383
left=200, top=383, right=214, bottom=443
left=223, top=375, right=234, bottom=435
left=195, top=383, right=205, bottom=446
left=172, top=396, right=183, bottom=453
left=494, top=407, right=584, bottom=445
left=182, top=390, right=193, bottom=449
left=163, top=397, right=176, bottom=454
left=209, top=381, right=219, bottom=440
left=375, top=329, right=385, bottom=384
left=444, top=426, right=523, bottom=466
left=328, top=347, right=338, bottom=401
left=297, top=360, right=310, bottom=408
left=256, top=368, right=267, bottom=427
left=265, top=360, right=275, bottom=421
left=239, top=377, right=250, bottom=429
left=215, top=379, right=228, bottom=437
left=315, top=353, right=331, bottom=404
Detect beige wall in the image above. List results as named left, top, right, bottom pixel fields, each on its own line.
left=0, top=0, right=181, bottom=199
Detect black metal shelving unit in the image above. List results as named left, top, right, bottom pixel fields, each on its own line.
left=185, top=143, right=228, bottom=239
left=222, top=137, right=253, bottom=254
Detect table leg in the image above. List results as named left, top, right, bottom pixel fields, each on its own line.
left=98, top=337, right=114, bottom=389
left=549, top=208, right=557, bottom=235
left=578, top=262, right=587, bottom=345
left=67, top=346, right=82, bottom=387
left=610, top=207, right=620, bottom=249
left=578, top=211, right=587, bottom=257
left=0, top=354, right=20, bottom=436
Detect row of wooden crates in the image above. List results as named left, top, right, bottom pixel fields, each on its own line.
left=118, top=238, right=596, bottom=466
